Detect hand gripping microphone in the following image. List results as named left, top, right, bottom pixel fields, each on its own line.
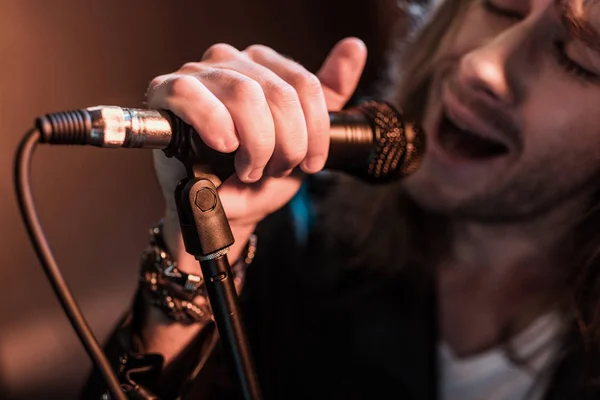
left=34, top=100, right=425, bottom=183
left=19, top=100, right=425, bottom=400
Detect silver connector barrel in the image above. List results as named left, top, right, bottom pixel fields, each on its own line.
left=86, top=106, right=173, bottom=148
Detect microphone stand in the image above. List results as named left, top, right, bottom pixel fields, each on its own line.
left=166, top=119, right=263, bottom=400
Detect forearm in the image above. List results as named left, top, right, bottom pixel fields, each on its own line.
left=138, top=211, right=256, bottom=366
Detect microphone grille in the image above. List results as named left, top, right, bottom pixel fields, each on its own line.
left=356, top=100, right=425, bottom=183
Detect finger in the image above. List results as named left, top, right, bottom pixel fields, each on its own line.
left=244, top=45, right=330, bottom=174
left=201, top=43, right=240, bottom=62
left=215, top=55, right=309, bottom=178
left=146, top=73, right=240, bottom=153
left=195, top=68, right=276, bottom=182
left=217, top=171, right=304, bottom=222
left=316, top=37, right=368, bottom=111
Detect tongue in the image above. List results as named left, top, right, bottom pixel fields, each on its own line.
left=438, top=115, right=508, bottom=159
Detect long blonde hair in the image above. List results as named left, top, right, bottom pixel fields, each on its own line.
left=391, top=0, right=472, bottom=117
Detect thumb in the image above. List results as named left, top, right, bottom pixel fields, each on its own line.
left=317, top=37, right=368, bottom=111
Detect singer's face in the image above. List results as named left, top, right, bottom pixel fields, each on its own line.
left=404, top=0, right=600, bottom=221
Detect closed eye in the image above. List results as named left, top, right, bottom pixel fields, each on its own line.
left=481, top=0, right=525, bottom=21
left=555, top=41, right=599, bottom=83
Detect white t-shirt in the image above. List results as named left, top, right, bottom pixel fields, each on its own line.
left=440, top=311, right=565, bottom=400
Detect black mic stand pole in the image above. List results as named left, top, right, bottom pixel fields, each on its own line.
left=173, top=171, right=262, bottom=400
left=166, top=120, right=263, bottom=400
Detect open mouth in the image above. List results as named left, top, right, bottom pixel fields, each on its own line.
left=437, top=112, right=509, bottom=160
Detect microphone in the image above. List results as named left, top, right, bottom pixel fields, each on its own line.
left=34, top=100, right=425, bottom=183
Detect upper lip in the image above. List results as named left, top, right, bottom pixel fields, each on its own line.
left=441, top=85, right=521, bottom=153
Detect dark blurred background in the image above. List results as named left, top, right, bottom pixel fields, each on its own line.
left=0, top=1, right=404, bottom=398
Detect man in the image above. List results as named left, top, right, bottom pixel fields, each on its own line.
left=84, top=0, right=600, bottom=398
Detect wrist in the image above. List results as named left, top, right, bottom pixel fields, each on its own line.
left=138, top=219, right=258, bottom=326
left=162, top=212, right=197, bottom=274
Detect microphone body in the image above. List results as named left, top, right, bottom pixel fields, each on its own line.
left=35, top=101, right=425, bottom=183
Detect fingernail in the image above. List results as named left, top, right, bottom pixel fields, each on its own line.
left=223, top=136, right=239, bottom=153
left=245, top=167, right=263, bottom=182
left=302, top=156, right=325, bottom=173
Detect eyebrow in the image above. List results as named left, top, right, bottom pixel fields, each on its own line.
left=559, top=0, right=600, bottom=52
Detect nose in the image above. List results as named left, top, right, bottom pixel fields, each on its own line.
left=456, top=25, right=531, bottom=107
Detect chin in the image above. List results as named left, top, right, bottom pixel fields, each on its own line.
left=401, top=153, right=511, bottom=219
left=402, top=165, right=569, bottom=224
left=401, top=164, right=465, bottom=214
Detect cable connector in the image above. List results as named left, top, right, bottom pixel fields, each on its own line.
left=35, top=106, right=173, bottom=149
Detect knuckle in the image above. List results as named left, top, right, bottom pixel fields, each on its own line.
left=264, top=81, right=299, bottom=106
left=179, top=62, right=202, bottom=73
left=147, top=74, right=170, bottom=92
left=282, top=147, right=307, bottom=168
left=274, top=134, right=308, bottom=170
left=198, top=67, right=224, bottom=82
left=202, top=43, right=238, bottom=61
left=228, top=78, right=264, bottom=102
left=244, top=44, right=272, bottom=58
left=205, top=103, right=233, bottom=131
left=291, top=72, right=323, bottom=96
left=311, top=114, right=331, bottom=139
left=253, top=133, right=276, bottom=160
left=166, top=75, right=198, bottom=99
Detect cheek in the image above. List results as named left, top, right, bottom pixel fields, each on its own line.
left=522, top=85, right=600, bottom=177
